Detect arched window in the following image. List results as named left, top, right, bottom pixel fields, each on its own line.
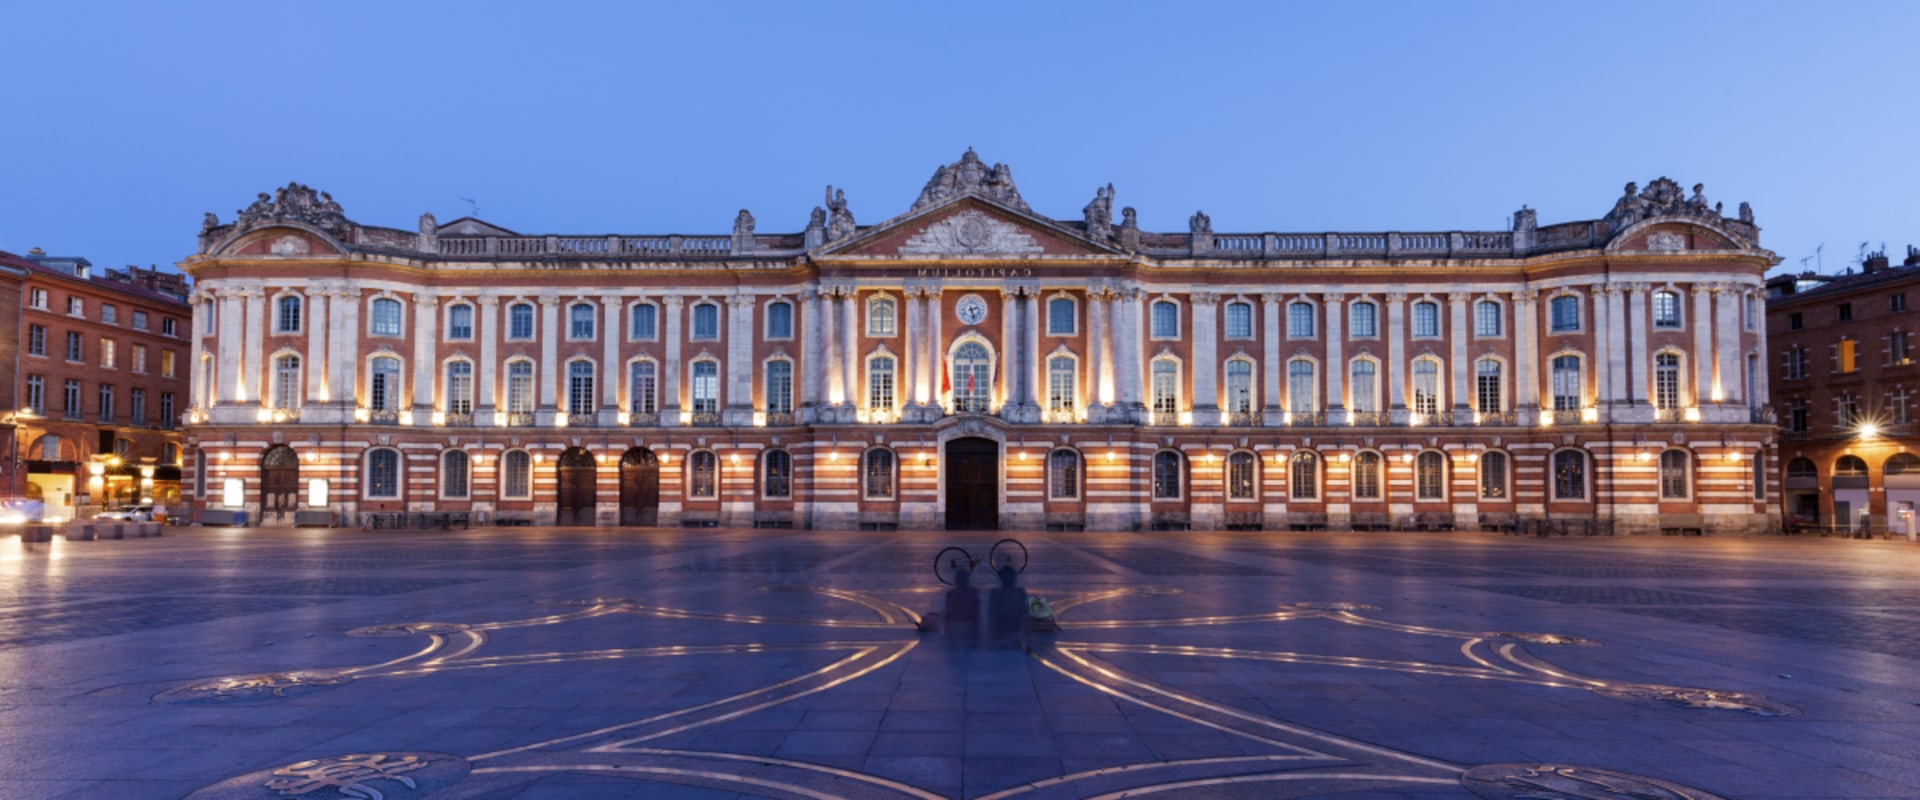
left=502, top=450, right=531, bottom=499
left=1474, top=300, right=1503, bottom=337
left=952, top=342, right=993, bottom=413
left=366, top=449, right=400, bottom=498
left=447, top=303, right=474, bottom=340
left=1225, top=359, right=1254, bottom=415
left=508, top=302, right=535, bottom=340
left=1551, top=355, right=1583, bottom=411
left=691, top=360, right=719, bottom=413
left=1412, top=300, right=1440, bottom=338
left=1416, top=451, right=1446, bottom=500
left=272, top=354, right=300, bottom=409
left=766, top=300, right=794, bottom=339
left=629, top=361, right=657, bottom=415
left=868, top=355, right=895, bottom=411
left=1227, top=451, right=1257, bottom=500
left=1048, top=449, right=1080, bottom=500
left=1287, top=301, right=1316, bottom=338
left=629, top=302, right=658, bottom=340
left=275, top=295, right=302, bottom=333
left=369, top=356, right=402, bottom=411
left=864, top=449, right=895, bottom=499
left=506, top=361, right=535, bottom=414
left=370, top=298, right=403, bottom=336
left=1152, top=451, right=1184, bottom=499
left=1654, top=352, right=1682, bottom=410
left=566, top=360, right=595, bottom=415
left=1048, top=296, right=1077, bottom=335
left=1552, top=450, right=1588, bottom=500
left=1475, top=358, right=1503, bottom=413
left=1411, top=358, right=1441, bottom=417
left=445, top=361, right=474, bottom=415
left=1659, top=449, right=1690, bottom=499
left=763, top=450, right=792, bottom=498
left=692, top=302, right=719, bottom=340
left=1479, top=452, right=1508, bottom=499
left=1150, top=358, right=1180, bottom=418
left=1653, top=289, right=1682, bottom=328
left=1887, top=453, right=1920, bottom=475
left=766, top=360, right=794, bottom=415
left=689, top=451, right=717, bottom=498
left=868, top=296, right=897, bottom=337
left=1225, top=301, right=1253, bottom=339
left=1047, top=355, right=1077, bottom=415
left=568, top=302, right=596, bottom=339
left=1549, top=294, right=1580, bottom=332
left=1350, top=301, right=1378, bottom=337
left=1349, top=359, right=1378, bottom=413
left=1290, top=451, right=1320, bottom=500
left=1786, top=457, right=1817, bottom=479
left=442, top=450, right=470, bottom=498
left=1353, top=452, right=1382, bottom=500
left=1834, top=455, right=1868, bottom=477
left=1151, top=300, right=1179, bottom=339
left=1287, top=359, right=1316, bottom=414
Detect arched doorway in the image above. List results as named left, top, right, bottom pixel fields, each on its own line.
left=260, top=445, right=299, bottom=520
left=556, top=447, right=598, bottom=526
left=619, top=447, right=660, bottom=526
left=944, top=436, right=999, bottom=530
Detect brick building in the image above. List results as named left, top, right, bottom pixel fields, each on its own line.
left=0, top=253, right=23, bottom=503
left=181, top=157, right=1778, bottom=534
left=1767, top=247, right=1920, bottom=536
left=10, top=249, right=192, bottom=520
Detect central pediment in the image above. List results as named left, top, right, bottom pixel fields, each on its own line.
left=820, top=197, right=1124, bottom=260
left=899, top=209, right=1044, bottom=255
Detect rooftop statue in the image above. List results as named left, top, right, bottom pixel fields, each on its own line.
left=233, top=182, right=352, bottom=238
left=909, top=149, right=1031, bottom=211
left=1083, top=183, right=1115, bottom=241
left=824, top=186, right=856, bottom=242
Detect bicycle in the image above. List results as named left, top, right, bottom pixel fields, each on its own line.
left=933, top=538, right=1028, bottom=586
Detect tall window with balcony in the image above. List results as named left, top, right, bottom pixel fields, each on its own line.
left=1551, top=355, right=1582, bottom=411
left=691, top=361, right=719, bottom=415
left=1349, top=359, right=1378, bottom=415
left=952, top=342, right=992, bottom=413
left=766, top=360, right=793, bottom=421
left=867, top=355, right=895, bottom=416
left=447, top=303, right=474, bottom=340
left=628, top=361, right=657, bottom=419
left=1410, top=358, right=1441, bottom=418
left=1654, top=353, right=1682, bottom=415
left=1225, top=359, right=1254, bottom=421
left=445, top=361, right=474, bottom=417
left=566, top=361, right=595, bottom=418
left=273, top=354, right=300, bottom=410
left=369, top=357, right=402, bottom=415
left=1287, top=359, right=1316, bottom=416
left=1350, top=301, right=1377, bottom=337
left=275, top=295, right=302, bottom=333
left=1150, top=358, right=1179, bottom=423
left=506, top=361, right=534, bottom=418
left=1047, top=356, right=1076, bottom=419
left=1475, top=358, right=1503, bottom=414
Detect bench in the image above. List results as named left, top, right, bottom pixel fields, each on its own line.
left=1412, top=512, right=1455, bottom=531
left=1223, top=510, right=1263, bottom=531
left=1351, top=512, right=1392, bottom=531
left=1287, top=511, right=1328, bottom=531
left=1479, top=512, right=1519, bottom=534
left=1045, top=512, right=1086, bottom=532
left=1660, top=513, right=1705, bottom=536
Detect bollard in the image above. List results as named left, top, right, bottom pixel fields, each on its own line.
left=66, top=524, right=96, bottom=542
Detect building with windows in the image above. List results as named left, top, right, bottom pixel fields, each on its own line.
left=8, top=249, right=192, bottom=519
left=1767, top=247, right=1920, bottom=535
left=181, top=160, right=1777, bottom=533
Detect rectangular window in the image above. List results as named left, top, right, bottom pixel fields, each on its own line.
left=63, top=379, right=81, bottom=419
left=1551, top=356, right=1582, bottom=411
left=370, top=299, right=402, bottom=336
left=693, top=304, right=720, bottom=340
left=66, top=331, right=83, bottom=362
left=1349, top=302, right=1377, bottom=338
left=447, top=305, right=473, bottom=339
left=1653, top=291, right=1681, bottom=328
left=1895, top=393, right=1912, bottom=425
left=1895, top=333, right=1912, bottom=365
left=29, top=288, right=47, bottom=310
left=1895, top=294, right=1907, bottom=313
left=1839, top=339, right=1857, bottom=373
left=1048, top=357, right=1076, bottom=413
left=1788, top=312, right=1802, bottom=331
left=765, top=361, right=793, bottom=414
left=1287, top=361, right=1315, bottom=414
left=1286, top=303, right=1315, bottom=338
left=27, top=324, right=44, bottom=356
left=100, top=339, right=116, bottom=369
left=1785, top=348, right=1806, bottom=380
left=1411, top=302, right=1439, bottom=338
left=568, top=304, right=595, bottom=339
left=446, top=362, right=474, bottom=415
left=132, top=345, right=147, bottom=374
left=131, top=388, right=146, bottom=425
left=162, top=350, right=177, bottom=378
left=630, top=303, right=658, bottom=340
left=1550, top=295, right=1580, bottom=332
left=1838, top=303, right=1853, bottom=322
left=507, top=363, right=535, bottom=413
left=68, top=297, right=83, bottom=316
left=1790, top=402, right=1808, bottom=432
left=25, top=375, right=44, bottom=413
left=766, top=302, right=794, bottom=339
left=629, top=362, right=657, bottom=415
left=98, top=384, right=115, bottom=422
left=132, top=310, right=148, bottom=330
left=1473, top=301, right=1502, bottom=337
left=101, top=304, right=117, bottom=325
left=1151, top=302, right=1180, bottom=339
left=1475, top=360, right=1502, bottom=413
left=160, top=392, right=175, bottom=426
left=691, top=361, right=719, bottom=413
left=1224, top=303, right=1253, bottom=339
left=162, top=317, right=177, bottom=337
left=509, top=304, right=536, bottom=340
left=1048, top=297, right=1076, bottom=335
left=867, top=357, right=894, bottom=411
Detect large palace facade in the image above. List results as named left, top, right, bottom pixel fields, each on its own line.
left=181, top=153, right=1779, bottom=533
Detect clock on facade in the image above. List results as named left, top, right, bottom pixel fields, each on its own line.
left=956, top=294, right=988, bottom=326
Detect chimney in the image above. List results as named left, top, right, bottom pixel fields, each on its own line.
left=1905, top=245, right=1920, bottom=267
left=1864, top=250, right=1890, bottom=274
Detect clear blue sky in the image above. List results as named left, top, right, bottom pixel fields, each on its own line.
left=2, top=1, right=1914, bottom=277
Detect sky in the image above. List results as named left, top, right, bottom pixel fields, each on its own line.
left=1, top=1, right=1915, bottom=277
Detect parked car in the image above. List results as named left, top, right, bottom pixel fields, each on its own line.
left=95, top=505, right=155, bottom=522
left=0, top=500, right=44, bottom=525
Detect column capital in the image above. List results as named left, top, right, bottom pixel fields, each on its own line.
left=601, top=295, right=624, bottom=308
left=1321, top=291, right=1345, bottom=303
left=1626, top=282, right=1650, bottom=295
left=1384, top=292, right=1408, bottom=304
left=537, top=294, right=560, bottom=308
left=1260, top=292, right=1286, bottom=305
left=417, top=294, right=440, bottom=309
left=660, top=295, right=684, bottom=310
left=477, top=294, right=501, bottom=308
left=1516, top=288, right=1540, bottom=302
left=1190, top=291, right=1219, bottom=307
left=1598, top=283, right=1623, bottom=296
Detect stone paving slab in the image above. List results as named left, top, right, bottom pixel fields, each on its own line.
left=0, top=528, right=1916, bottom=798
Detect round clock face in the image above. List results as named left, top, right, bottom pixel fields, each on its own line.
left=956, top=295, right=988, bottom=326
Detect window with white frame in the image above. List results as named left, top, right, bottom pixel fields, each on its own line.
left=1551, top=355, right=1582, bottom=411
left=370, top=356, right=402, bottom=411
left=1416, top=451, right=1446, bottom=500
left=952, top=341, right=993, bottom=412
left=132, top=344, right=147, bottom=374
left=25, top=375, right=43, bottom=414
left=66, top=331, right=82, bottom=362
left=1411, top=358, right=1441, bottom=416
left=689, top=451, right=717, bottom=498
left=568, top=303, right=596, bottom=339
left=629, top=302, right=657, bottom=340
left=1225, top=301, right=1253, bottom=339
left=370, top=298, right=402, bottom=336
left=132, top=310, right=147, bottom=330
left=691, top=361, right=719, bottom=413
left=763, top=450, right=792, bottom=498
left=1653, top=290, right=1682, bottom=328
left=766, top=360, right=793, bottom=415
left=507, top=361, right=534, bottom=414
left=1290, top=451, right=1319, bottom=500
left=1552, top=450, right=1587, bottom=499
left=98, top=384, right=114, bottom=422
left=566, top=361, right=595, bottom=415
left=1412, top=300, right=1440, bottom=338
left=102, top=304, right=117, bottom=325
left=1349, top=359, right=1378, bottom=413
left=1350, top=301, right=1378, bottom=337
left=445, top=361, right=474, bottom=415
left=1549, top=294, right=1580, bottom=332
left=1287, top=359, right=1316, bottom=414
left=68, top=296, right=83, bottom=316
left=629, top=361, right=657, bottom=415
left=1474, top=300, right=1502, bottom=337
left=1659, top=449, right=1690, bottom=499
left=868, top=296, right=897, bottom=337
left=275, top=295, right=302, bottom=333
left=1152, top=451, right=1183, bottom=498
left=1048, top=449, right=1080, bottom=500
left=447, top=303, right=474, bottom=340
left=1227, top=451, right=1257, bottom=500
left=509, top=302, right=535, bottom=340
left=26, top=324, right=43, bottom=356
left=1151, top=358, right=1179, bottom=417
left=864, top=449, right=895, bottom=498
left=1225, top=359, right=1254, bottom=414
left=1048, top=297, right=1076, bottom=335
left=1287, top=301, right=1315, bottom=338
left=1480, top=452, right=1507, bottom=498
left=100, top=339, right=115, bottom=369
left=1048, top=355, right=1076, bottom=414
left=1353, top=451, right=1382, bottom=499
left=1785, top=347, right=1807, bottom=380
left=692, top=302, right=719, bottom=340
left=1475, top=358, right=1503, bottom=413
left=162, top=349, right=176, bottom=378
left=273, top=354, right=300, bottom=409
left=502, top=451, right=531, bottom=499
left=1151, top=301, right=1179, bottom=339
left=29, top=288, right=47, bottom=310
left=367, top=449, right=401, bottom=498
left=442, top=451, right=470, bottom=498
left=1654, top=352, right=1682, bottom=410
left=766, top=300, right=794, bottom=339
left=867, top=355, right=895, bottom=411
left=130, top=389, right=146, bottom=425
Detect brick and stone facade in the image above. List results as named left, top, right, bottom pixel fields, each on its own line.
left=181, top=158, right=1778, bottom=533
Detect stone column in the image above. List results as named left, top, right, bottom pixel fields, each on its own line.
left=215, top=289, right=243, bottom=405
left=1448, top=294, right=1469, bottom=417
left=1713, top=283, right=1740, bottom=404
left=1117, top=287, right=1144, bottom=417
left=1027, top=288, right=1044, bottom=413
left=660, top=296, right=683, bottom=425
left=1384, top=293, right=1406, bottom=416
left=189, top=291, right=208, bottom=410
left=241, top=288, right=265, bottom=406
left=1691, top=284, right=1714, bottom=406
left=538, top=295, right=560, bottom=412
left=1001, top=289, right=1020, bottom=417
left=1324, top=293, right=1345, bottom=416
left=412, top=294, right=439, bottom=413
left=1626, top=284, right=1649, bottom=405
left=305, top=290, right=327, bottom=404
left=1605, top=284, right=1628, bottom=408
left=840, top=286, right=860, bottom=412
left=1514, top=290, right=1539, bottom=413
left=726, top=293, right=755, bottom=425
left=1750, top=288, right=1770, bottom=406
left=903, top=285, right=923, bottom=410
left=1191, top=292, right=1219, bottom=421
left=801, top=290, right=824, bottom=412
left=926, top=286, right=944, bottom=412
left=1108, top=286, right=1127, bottom=409
left=1261, top=293, right=1283, bottom=424
left=1589, top=287, right=1612, bottom=406
left=332, top=289, right=360, bottom=409
left=477, top=296, right=499, bottom=419
left=1086, top=288, right=1107, bottom=411
left=601, top=297, right=623, bottom=415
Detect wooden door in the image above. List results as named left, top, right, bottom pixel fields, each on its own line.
left=944, top=437, right=999, bottom=530
left=260, top=446, right=299, bottom=518
left=556, top=448, right=598, bottom=526
left=619, top=448, right=660, bottom=526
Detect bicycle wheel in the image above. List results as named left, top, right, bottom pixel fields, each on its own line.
left=934, top=546, right=975, bottom=586
left=988, top=538, right=1028, bottom=574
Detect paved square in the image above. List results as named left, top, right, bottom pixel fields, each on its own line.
left=2, top=529, right=1917, bottom=799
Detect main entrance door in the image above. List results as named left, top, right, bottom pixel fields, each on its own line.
left=619, top=447, right=660, bottom=526
left=260, top=445, right=299, bottom=520
left=556, top=447, right=598, bottom=526
left=944, top=437, right=999, bottom=530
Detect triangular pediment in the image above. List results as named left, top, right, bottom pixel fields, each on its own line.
left=818, top=196, right=1124, bottom=259
left=437, top=216, right=520, bottom=237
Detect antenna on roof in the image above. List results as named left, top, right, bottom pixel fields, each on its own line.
left=458, top=197, right=480, bottom=218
